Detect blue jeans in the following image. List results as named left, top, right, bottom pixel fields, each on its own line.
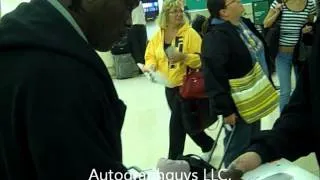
left=275, top=52, right=298, bottom=112
left=223, top=119, right=261, bottom=167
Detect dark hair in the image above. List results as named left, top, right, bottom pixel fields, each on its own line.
left=201, top=0, right=226, bottom=33
left=191, top=14, right=207, bottom=37
left=201, top=19, right=210, bottom=35
left=207, top=0, right=226, bottom=19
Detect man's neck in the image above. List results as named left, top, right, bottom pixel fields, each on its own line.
left=57, top=0, right=88, bottom=39
left=223, top=17, right=241, bottom=26
left=68, top=11, right=88, bottom=37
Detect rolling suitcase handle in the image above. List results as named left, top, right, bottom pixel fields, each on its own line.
left=209, top=120, right=237, bottom=170
left=219, top=124, right=236, bottom=170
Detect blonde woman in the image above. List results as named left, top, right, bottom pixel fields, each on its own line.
left=144, top=0, right=215, bottom=161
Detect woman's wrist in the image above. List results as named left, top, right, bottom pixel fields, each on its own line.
left=182, top=53, right=187, bottom=61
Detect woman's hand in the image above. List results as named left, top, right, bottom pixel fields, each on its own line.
left=302, top=25, right=313, bottom=34
left=224, top=113, right=238, bottom=125
left=169, top=52, right=187, bottom=63
left=274, top=3, right=283, bottom=13
left=141, top=64, right=156, bottom=72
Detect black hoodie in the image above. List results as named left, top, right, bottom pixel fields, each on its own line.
left=0, top=0, right=127, bottom=179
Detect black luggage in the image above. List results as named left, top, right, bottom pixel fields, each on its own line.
left=111, top=26, right=139, bottom=79
left=113, top=54, right=139, bottom=79
left=178, top=119, right=237, bottom=169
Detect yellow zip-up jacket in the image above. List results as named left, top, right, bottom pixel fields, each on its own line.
left=144, top=23, right=202, bottom=87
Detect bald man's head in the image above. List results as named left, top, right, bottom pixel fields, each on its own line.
left=58, top=0, right=139, bottom=51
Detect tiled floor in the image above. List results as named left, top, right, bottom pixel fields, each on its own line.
left=103, top=19, right=319, bottom=177
left=113, top=75, right=319, bottom=176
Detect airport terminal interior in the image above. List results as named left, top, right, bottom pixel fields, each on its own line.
left=1, top=0, right=319, bottom=177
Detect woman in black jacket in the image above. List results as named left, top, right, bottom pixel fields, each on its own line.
left=201, top=0, right=274, bottom=167
left=221, top=20, right=320, bottom=180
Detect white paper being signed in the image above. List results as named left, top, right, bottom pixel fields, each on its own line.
left=243, top=158, right=319, bottom=180
left=137, top=63, right=171, bottom=87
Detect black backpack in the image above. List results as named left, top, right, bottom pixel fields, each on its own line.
left=177, top=154, right=216, bottom=179
left=192, top=14, right=207, bottom=38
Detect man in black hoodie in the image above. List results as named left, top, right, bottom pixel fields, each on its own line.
left=0, top=0, right=138, bottom=179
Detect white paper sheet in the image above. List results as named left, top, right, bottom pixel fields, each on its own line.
left=137, top=63, right=171, bottom=87
left=243, top=159, right=319, bottom=180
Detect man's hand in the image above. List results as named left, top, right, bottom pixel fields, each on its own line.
left=224, top=113, right=238, bottom=125
left=211, top=152, right=262, bottom=179
left=213, top=169, right=244, bottom=180
left=229, top=152, right=262, bottom=173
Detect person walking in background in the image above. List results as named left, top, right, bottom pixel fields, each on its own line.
left=263, top=0, right=316, bottom=112
left=144, top=0, right=215, bottom=162
left=215, top=20, right=320, bottom=180
left=201, top=0, right=275, bottom=167
left=129, top=0, right=148, bottom=68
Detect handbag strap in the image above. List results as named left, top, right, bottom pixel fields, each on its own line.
left=186, top=66, right=191, bottom=74
left=186, top=66, right=200, bottom=75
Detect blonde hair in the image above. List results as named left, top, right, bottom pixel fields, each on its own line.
left=156, top=0, right=189, bottom=29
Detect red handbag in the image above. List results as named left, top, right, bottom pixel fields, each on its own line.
left=179, top=67, right=207, bottom=99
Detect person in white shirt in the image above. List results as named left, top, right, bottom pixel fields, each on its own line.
left=128, top=0, right=148, bottom=69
